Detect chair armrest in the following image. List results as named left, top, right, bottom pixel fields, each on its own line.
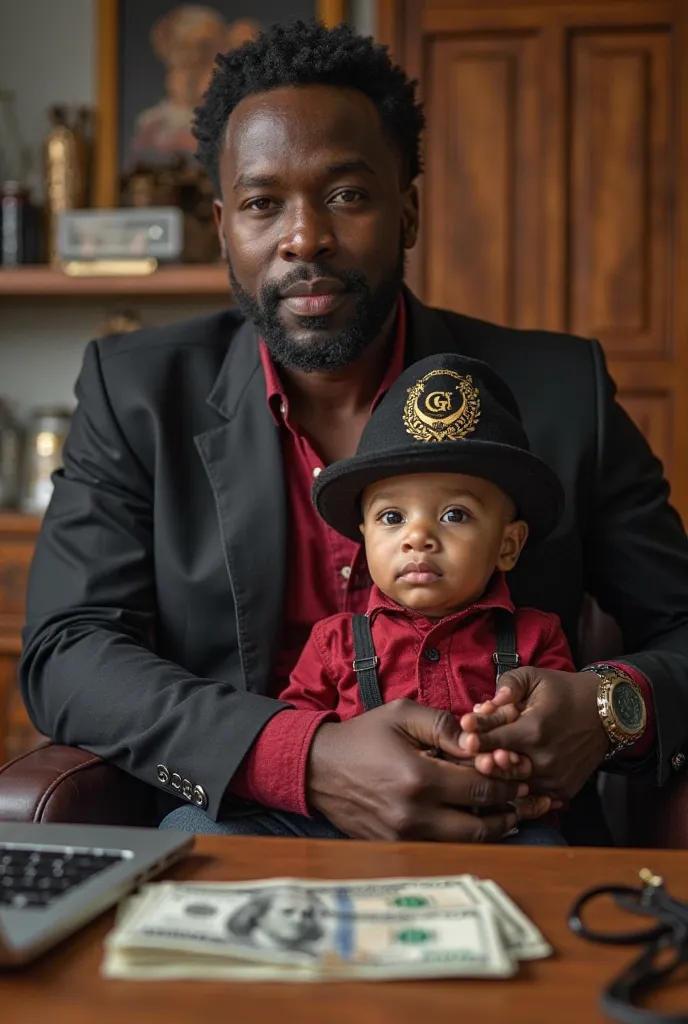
left=0, top=744, right=157, bottom=826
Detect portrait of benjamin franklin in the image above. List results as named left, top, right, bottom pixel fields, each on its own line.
left=226, top=887, right=327, bottom=956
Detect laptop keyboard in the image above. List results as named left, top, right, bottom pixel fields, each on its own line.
left=0, top=843, right=130, bottom=909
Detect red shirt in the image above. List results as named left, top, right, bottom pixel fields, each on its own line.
left=279, top=574, right=575, bottom=718
left=230, top=300, right=656, bottom=818
left=230, top=302, right=406, bottom=815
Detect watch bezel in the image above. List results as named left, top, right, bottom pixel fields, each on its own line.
left=588, top=663, right=647, bottom=748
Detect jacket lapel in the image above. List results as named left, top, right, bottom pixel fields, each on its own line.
left=194, top=319, right=286, bottom=694
left=404, top=289, right=461, bottom=364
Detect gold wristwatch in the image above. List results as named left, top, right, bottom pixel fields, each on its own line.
left=586, top=663, right=647, bottom=759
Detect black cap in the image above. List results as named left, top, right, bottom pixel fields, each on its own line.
left=312, top=352, right=564, bottom=543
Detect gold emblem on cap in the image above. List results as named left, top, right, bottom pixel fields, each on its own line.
left=403, top=369, right=481, bottom=442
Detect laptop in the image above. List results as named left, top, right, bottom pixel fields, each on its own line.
left=0, top=822, right=193, bottom=966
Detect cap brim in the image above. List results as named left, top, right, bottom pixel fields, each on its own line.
left=313, top=440, right=564, bottom=544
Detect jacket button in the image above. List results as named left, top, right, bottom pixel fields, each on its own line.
left=192, top=785, right=208, bottom=809
left=672, top=753, right=686, bottom=770
left=182, top=778, right=193, bottom=800
left=156, top=764, right=170, bottom=785
left=171, top=772, right=182, bottom=790
left=424, top=647, right=440, bottom=662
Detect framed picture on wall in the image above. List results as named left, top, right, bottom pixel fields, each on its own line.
left=94, top=0, right=348, bottom=208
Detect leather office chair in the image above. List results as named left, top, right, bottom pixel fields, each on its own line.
left=1, top=598, right=687, bottom=844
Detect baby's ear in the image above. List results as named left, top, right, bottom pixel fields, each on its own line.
left=497, top=520, right=529, bottom=571
left=359, top=522, right=365, bottom=537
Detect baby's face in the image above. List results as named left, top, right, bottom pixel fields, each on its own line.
left=360, top=473, right=528, bottom=618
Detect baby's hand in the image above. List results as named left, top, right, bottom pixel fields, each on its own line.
left=464, top=699, right=530, bottom=778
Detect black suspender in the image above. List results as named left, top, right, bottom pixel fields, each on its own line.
left=492, top=607, right=521, bottom=680
left=351, top=614, right=382, bottom=712
left=351, top=609, right=520, bottom=711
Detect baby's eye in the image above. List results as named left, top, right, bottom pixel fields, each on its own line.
left=380, top=510, right=404, bottom=526
left=441, top=508, right=469, bottom=524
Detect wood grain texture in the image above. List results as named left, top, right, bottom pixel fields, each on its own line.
left=0, top=265, right=229, bottom=300
left=0, top=515, right=43, bottom=764
left=397, top=0, right=688, bottom=521
left=94, top=0, right=119, bottom=209
left=3, top=838, right=688, bottom=1023
left=569, top=29, right=671, bottom=355
left=424, top=31, right=542, bottom=325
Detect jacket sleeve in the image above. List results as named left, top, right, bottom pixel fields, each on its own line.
left=585, top=340, right=688, bottom=784
left=19, top=340, right=287, bottom=821
left=228, top=628, right=341, bottom=816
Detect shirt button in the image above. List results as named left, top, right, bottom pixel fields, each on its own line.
left=340, top=566, right=352, bottom=581
left=672, top=753, right=686, bottom=771
left=192, top=785, right=208, bottom=809
left=313, top=467, right=322, bottom=478
left=424, top=647, right=441, bottom=662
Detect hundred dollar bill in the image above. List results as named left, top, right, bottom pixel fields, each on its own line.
left=113, top=874, right=549, bottom=962
left=103, top=878, right=515, bottom=981
left=456, top=877, right=552, bottom=961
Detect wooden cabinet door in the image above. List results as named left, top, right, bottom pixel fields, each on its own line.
left=381, top=0, right=688, bottom=521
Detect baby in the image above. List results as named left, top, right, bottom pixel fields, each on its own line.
left=280, top=352, right=575, bottom=844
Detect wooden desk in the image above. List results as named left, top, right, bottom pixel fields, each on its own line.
left=3, top=837, right=688, bottom=1024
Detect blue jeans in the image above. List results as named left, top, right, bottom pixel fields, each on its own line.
left=160, top=804, right=567, bottom=846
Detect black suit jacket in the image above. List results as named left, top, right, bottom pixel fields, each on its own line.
left=19, top=292, right=688, bottom=820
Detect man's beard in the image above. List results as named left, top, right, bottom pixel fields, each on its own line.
left=227, top=246, right=405, bottom=373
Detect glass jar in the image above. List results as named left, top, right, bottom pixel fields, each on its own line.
left=20, top=407, right=72, bottom=515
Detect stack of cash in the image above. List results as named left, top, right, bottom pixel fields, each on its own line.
left=102, top=874, right=551, bottom=981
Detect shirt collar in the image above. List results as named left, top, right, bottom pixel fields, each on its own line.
left=259, top=294, right=407, bottom=429
left=366, top=572, right=515, bottom=625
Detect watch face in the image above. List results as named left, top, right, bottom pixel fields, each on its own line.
left=611, top=681, right=645, bottom=732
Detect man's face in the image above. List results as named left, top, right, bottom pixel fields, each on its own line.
left=214, top=84, right=418, bottom=372
left=259, top=891, right=320, bottom=946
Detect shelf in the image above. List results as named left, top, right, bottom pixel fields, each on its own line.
left=0, top=264, right=229, bottom=300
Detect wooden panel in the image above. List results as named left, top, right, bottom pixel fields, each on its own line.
left=0, top=653, right=42, bottom=765
left=617, top=390, right=673, bottom=475
left=0, top=516, right=39, bottom=648
left=0, top=531, right=35, bottom=618
left=0, top=657, right=14, bottom=765
left=0, top=514, right=42, bottom=765
left=424, top=32, right=543, bottom=326
left=423, top=0, right=674, bottom=30
left=392, top=0, right=688, bottom=520
left=568, top=29, right=672, bottom=355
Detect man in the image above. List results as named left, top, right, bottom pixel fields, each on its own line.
left=20, top=22, right=688, bottom=844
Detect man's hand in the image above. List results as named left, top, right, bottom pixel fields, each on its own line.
left=458, top=668, right=610, bottom=799
left=306, top=699, right=550, bottom=842
left=467, top=701, right=532, bottom=778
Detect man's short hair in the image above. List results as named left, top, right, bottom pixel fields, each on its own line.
left=192, top=19, right=425, bottom=194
